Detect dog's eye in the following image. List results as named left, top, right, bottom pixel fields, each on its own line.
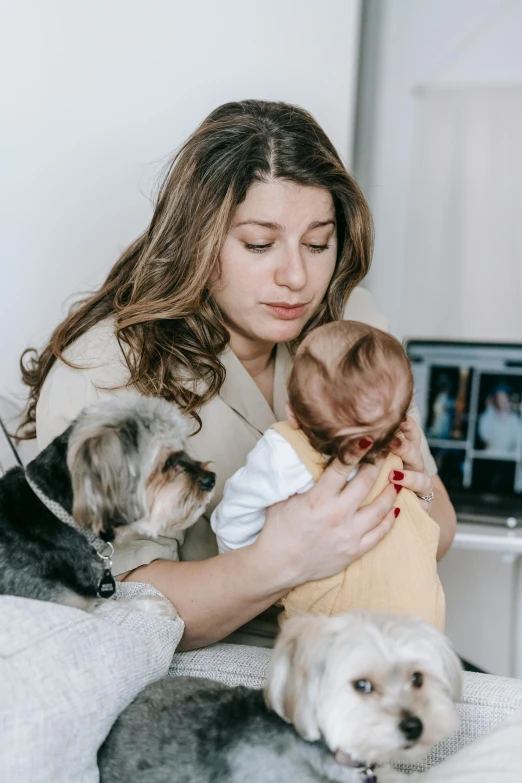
left=412, top=672, right=423, bottom=688
left=162, top=452, right=183, bottom=472
left=352, top=679, right=373, bottom=694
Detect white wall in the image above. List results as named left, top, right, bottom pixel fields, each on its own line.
left=357, top=0, right=522, bottom=338
left=1, top=0, right=361, bottom=402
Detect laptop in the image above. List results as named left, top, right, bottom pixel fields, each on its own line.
left=406, top=340, right=522, bottom=527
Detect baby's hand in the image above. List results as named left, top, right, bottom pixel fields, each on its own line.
left=389, top=416, right=434, bottom=513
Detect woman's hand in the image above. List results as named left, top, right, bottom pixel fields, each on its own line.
left=388, top=416, right=434, bottom=514
left=388, top=415, right=457, bottom=559
left=255, top=439, right=400, bottom=589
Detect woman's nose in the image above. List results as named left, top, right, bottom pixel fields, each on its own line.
left=274, top=246, right=307, bottom=290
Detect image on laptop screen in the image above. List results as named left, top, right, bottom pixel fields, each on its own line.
left=406, top=341, right=522, bottom=521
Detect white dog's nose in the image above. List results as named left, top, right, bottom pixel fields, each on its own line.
left=399, top=715, right=423, bottom=741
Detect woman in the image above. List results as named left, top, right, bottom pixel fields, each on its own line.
left=21, top=100, right=456, bottom=649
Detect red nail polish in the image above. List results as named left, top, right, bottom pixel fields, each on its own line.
left=392, top=470, right=404, bottom=481
left=358, top=437, right=373, bottom=449
left=394, top=484, right=402, bottom=493
left=394, top=507, right=401, bottom=518
left=391, top=438, right=402, bottom=450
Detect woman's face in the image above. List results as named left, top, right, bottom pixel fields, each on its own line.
left=212, top=180, right=338, bottom=350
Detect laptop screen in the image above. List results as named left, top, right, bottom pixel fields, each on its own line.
left=406, top=340, right=522, bottom=517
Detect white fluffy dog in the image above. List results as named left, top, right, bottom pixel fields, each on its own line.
left=266, top=611, right=462, bottom=779
left=99, top=611, right=463, bottom=782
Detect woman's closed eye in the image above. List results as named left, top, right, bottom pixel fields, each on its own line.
left=307, top=243, right=329, bottom=254
left=245, top=243, right=273, bottom=253
left=244, top=242, right=330, bottom=254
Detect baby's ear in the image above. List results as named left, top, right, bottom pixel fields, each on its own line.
left=285, top=404, right=300, bottom=429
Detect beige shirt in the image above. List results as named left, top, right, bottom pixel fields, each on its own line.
left=36, top=286, right=437, bottom=576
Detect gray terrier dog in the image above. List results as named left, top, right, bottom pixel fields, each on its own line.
left=0, top=396, right=215, bottom=615
left=99, top=612, right=462, bottom=782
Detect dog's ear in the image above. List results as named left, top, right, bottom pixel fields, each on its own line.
left=437, top=635, right=464, bottom=702
left=265, top=614, right=333, bottom=741
left=68, top=417, right=144, bottom=536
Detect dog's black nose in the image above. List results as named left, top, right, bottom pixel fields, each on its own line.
left=199, top=471, right=216, bottom=492
left=399, top=715, right=423, bottom=741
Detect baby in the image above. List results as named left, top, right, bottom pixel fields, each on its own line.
left=211, top=320, right=445, bottom=629
left=212, top=320, right=413, bottom=550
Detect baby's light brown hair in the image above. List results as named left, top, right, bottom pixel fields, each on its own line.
left=288, top=321, right=414, bottom=464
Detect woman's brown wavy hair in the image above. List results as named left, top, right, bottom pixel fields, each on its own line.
left=19, top=99, right=374, bottom=438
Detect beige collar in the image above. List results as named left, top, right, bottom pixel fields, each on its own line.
left=218, top=343, right=293, bottom=434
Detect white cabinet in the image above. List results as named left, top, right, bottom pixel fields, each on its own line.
left=440, top=522, right=522, bottom=676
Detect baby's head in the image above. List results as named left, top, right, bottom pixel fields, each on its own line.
left=288, top=321, right=414, bottom=464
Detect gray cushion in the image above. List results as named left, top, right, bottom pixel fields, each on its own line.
left=0, top=583, right=183, bottom=783
left=169, top=642, right=272, bottom=686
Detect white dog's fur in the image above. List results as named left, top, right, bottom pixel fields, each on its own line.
left=265, top=611, right=462, bottom=778
left=99, top=611, right=463, bottom=783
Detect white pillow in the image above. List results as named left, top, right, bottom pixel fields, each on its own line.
left=420, top=703, right=522, bottom=782
left=0, top=583, right=183, bottom=783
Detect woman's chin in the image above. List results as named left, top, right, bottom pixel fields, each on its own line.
left=263, top=320, right=306, bottom=344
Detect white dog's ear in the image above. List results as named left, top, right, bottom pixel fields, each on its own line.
left=265, top=614, right=333, bottom=741
left=437, top=634, right=464, bottom=701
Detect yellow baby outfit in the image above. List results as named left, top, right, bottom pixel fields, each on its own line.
left=273, top=422, right=446, bottom=631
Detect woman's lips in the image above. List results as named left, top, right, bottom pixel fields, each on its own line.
left=264, top=302, right=308, bottom=320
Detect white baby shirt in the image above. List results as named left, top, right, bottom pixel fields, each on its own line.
left=210, top=428, right=357, bottom=554
left=210, top=428, right=317, bottom=553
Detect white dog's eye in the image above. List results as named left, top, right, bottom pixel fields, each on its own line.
left=352, top=679, right=374, bottom=694
left=412, top=672, right=424, bottom=688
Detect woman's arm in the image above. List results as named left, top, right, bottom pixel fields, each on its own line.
left=390, top=416, right=457, bottom=560
left=121, top=545, right=291, bottom=650
left=123, top=454, right=399, bottom=650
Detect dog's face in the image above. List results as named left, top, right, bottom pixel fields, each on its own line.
left=66, top=397, right=215, bottom=540
left=265, top=612, right=462, bottom=768
left=142, top=448, right=216, bottom=539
